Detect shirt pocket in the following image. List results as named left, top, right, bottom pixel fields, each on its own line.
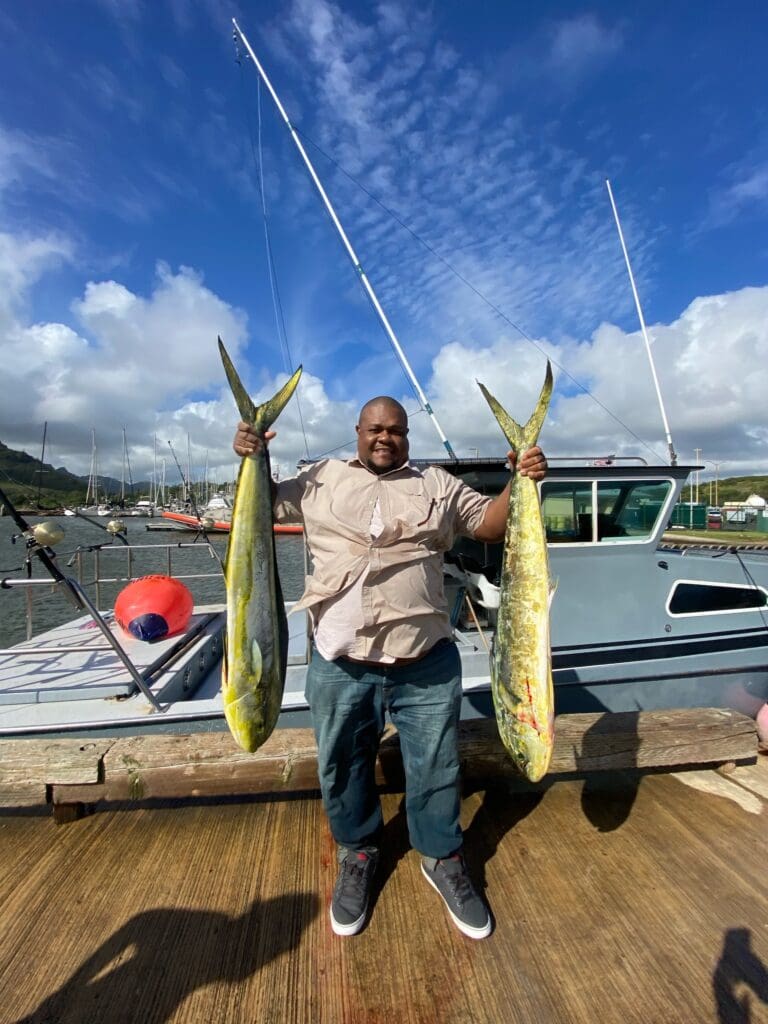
left=390, top=483, right=451, bottom=544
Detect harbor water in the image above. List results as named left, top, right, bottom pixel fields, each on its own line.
left=0, top=515, right=308, bottom=649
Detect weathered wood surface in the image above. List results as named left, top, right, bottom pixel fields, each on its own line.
left=0, top=708, right=757, bottom=814
left=0, top=754, right=765, bottom=1023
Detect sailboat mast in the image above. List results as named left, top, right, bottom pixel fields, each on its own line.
left=605, top=179, right=677, bottom=466
left=121, top=427, right=127, bottom=503
left=37, top=421, right=47, bottom=508
left=232, top=18, right=457, bottom=461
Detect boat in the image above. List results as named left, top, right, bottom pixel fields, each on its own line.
left=0, top=22, right=765, bottom=745
left=1, top=453, right=767, bottom=741
left=129, top=499, right=155, bottom=517
left=161, top=493, right=302, bottom=534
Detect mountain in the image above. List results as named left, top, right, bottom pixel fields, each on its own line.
left=0, top=440, right=151, bottom=512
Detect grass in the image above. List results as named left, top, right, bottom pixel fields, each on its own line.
left=665, top=527, right=768, bottom=543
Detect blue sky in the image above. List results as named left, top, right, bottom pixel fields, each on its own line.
left=1, top=0, right=767, bottom=488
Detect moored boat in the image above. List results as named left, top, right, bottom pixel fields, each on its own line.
left=0, top=457, right=767, bottom=742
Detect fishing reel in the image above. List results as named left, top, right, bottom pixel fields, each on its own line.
left=11, top=520, right=66, bottom=552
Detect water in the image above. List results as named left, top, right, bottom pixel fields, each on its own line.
left=0, top=515, right=308, bottom=648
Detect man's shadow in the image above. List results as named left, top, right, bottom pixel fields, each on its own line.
left=713, top=927, right=768, bottom=1023
left=13, top=892, right=319, bottom=1024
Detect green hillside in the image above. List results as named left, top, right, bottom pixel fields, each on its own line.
left=0, top=440, right=88, bottom=511
left=0, top=441, right=156, bottom=512
left=682, top=475, right=768, bottom=505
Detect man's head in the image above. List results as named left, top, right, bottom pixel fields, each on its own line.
left=356, top=397, right=409, bottom=474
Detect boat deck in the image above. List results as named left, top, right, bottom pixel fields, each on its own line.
left=1, top=752, right=766, bottom=1023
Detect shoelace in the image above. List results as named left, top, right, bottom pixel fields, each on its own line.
left=438, top=859, right=474, bottom=908
left=337, top=857, right=370, bottom=896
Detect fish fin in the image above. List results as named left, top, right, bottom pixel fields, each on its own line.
left=477, top=382, right=524, bottom=454
left=251, top=639, right=263, bottom=681
left=521, top=360, right=553, bottom=448
left=477, top=360, right=553, bottom=452
left=218, top=337, right=303, bottom=433
left=548, top=576, right=558, bottom=610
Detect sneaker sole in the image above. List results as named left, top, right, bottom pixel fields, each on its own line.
left=421, top=863, right=492, bottom=940
left=330, top=904, right=368, bottom=936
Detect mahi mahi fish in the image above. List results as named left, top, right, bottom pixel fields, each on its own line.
left=477, top=362, right=554, bottom=782
left=218, top=337, right=302, bottom=752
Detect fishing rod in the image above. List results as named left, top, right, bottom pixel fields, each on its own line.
left=166, top=441, right=225, bottom=569
left=0, top=482, right=84, bottom=609
left=606, top=179, right=678, bottom=467
left=231, top=17, right=458, bottom=462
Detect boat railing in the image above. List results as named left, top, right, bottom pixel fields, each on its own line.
left=2, top=541, right=226, bottom=644
left=67, top=541, right=225, bottom=612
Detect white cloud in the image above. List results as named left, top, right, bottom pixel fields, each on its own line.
left=547, top=14, right=623, bottom=75
left=708, top=158, right=768, bottom=226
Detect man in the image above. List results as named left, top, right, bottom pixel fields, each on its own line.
left=233, top=397, right=547, bottom=940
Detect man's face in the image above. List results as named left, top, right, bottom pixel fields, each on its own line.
left=356, top=401, right=409, bottom=474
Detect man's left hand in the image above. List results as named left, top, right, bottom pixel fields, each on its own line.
left=509, top=446, right=548, bottom=481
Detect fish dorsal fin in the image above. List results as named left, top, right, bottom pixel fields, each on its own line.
left=477, top=360, right=553, bottom=453
left=218, top=337, right=303, bottom=434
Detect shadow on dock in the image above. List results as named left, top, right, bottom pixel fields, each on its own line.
left=713, top=927, right=768, bottom=1024
left=12, top=892, right=320, bottom=1024
left=578, top=709, right=641, bottom=832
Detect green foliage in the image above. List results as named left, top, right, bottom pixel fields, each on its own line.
left=682, top=475, right=768, bottom=506
left=0, top=441, right=87, bottom=510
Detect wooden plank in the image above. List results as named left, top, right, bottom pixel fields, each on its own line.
left=0, top=708, right=756, bottom=812
left=460, top=707, right=758, bottom=776
left=0, top=737, right=113, bottom=806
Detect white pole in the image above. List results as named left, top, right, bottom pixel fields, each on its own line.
left=606, top=180, right=677, bottom=466
left=232, top=18, right=457, bottom=460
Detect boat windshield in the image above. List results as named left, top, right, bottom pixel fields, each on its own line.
left=542, top=479, right=672, bottom=543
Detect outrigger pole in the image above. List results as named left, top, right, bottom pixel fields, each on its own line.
left=606, top=179, right=677, bottom=466
left=232, top=18, right=458, bottom=461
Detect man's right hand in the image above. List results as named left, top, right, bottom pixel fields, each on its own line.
left=233, top=421, right=276, bottom=457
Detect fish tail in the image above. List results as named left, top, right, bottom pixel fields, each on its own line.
left=477, top=360, right=553, bottom=452
left=218, top=337, right=303, bottom=433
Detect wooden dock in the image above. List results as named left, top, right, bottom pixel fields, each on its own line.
left=0, top=711, right=766, bottom=1023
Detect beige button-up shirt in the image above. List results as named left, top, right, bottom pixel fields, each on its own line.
left=274, top=458, right=492, bottom=660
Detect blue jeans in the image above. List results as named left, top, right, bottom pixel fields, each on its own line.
left=305, top=640, right=463, bottom=859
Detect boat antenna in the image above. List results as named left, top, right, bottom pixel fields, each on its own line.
left=605, top=179, right=677, bottom=466
left=231, top=18, right=457, bottom=461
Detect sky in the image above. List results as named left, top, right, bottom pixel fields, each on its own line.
left=1, top=0, right=767, bottom=493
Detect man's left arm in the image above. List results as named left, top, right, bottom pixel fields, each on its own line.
left=473, top=446, right=548, bottom=543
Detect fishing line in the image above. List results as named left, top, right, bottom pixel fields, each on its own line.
left=309, top=401, right=430, bottom=462
left=235, top=49, right=312, bottom=461
left=295, top=127, right=668, bottom=465
left=722, top=547, right=768, bottom=631
left=236, top=53, right=422, bottom=426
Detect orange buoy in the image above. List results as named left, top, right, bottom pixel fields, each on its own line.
left=114, top=575, right=194, bottom=641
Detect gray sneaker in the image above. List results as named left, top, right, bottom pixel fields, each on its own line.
left=421, top=853, right=492, bottom=939
left=330, top=847, right=378, bottom=936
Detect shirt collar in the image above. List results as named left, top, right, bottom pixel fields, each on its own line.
left=346, top=457, right=420, bottom=479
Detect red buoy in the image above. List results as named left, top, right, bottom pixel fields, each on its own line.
left=114, top=575, right=194, bottom=642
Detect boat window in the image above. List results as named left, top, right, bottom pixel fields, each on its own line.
left=542, top=480, right=672, bottom=543
left=668, top=581, right=768, bottom=615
